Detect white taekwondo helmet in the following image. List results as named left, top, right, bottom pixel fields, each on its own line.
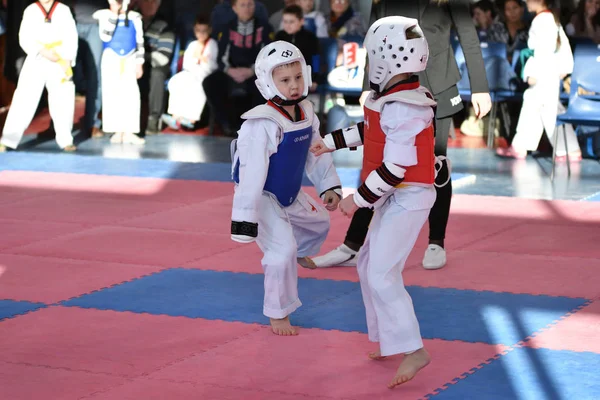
left=254, top=40, right=312, bottom=105
left=364, top=16, right=429, bottom=93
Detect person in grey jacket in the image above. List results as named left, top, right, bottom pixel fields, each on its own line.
left=310, top=0, right=492, bottom=271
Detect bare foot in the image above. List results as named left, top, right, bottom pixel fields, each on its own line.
left=297, top=257, right=317, bottom=270
left=270, top=316, right=298, bottom=336
left=388, top=348, right=431, bottom=389
left=368, top=350, right=387, bottom=360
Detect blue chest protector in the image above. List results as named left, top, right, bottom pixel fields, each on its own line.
left=232, top=103, right=313, bottom=207
left=104, top=18, right=137, bottom=56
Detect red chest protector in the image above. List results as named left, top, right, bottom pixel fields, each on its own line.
left=360, top=81, right=437, bottom=187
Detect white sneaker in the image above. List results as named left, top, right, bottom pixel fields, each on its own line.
left=110, top=132, right=123, bottom=144
left=122, top=132, right=146, bottom=144
left=422, top=244, right=446, bottom=270
left=311, top=244, right=358, bottom=268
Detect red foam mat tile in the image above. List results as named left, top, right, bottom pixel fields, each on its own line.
left=0, top=361, right=127, bottom=400
left=0, top=307, right=262, bottom=377
left=89, top=378, right=337, bottom=400
left=0, top=219, right=87, bottom=252
left=126, top=179, right=233, bottom=204
left=403, top=250, right=600, bottom=299
left=0, top=185, right=54, bottom=206
left=0, top=171, right=234, bottom=204
left=148, top=326, right=509, bottom=400
left=450, top=195, right=600, bottom=226
left=10, top=226, right=238, bottom=266
left=119, top=201, right=232, bottom=235
left=462, top=223, right=600, bottom=258
left=0, top=192, right=184, bottom=225
left=525, top=300, right=600, bottom=353
left=0, top=254, right=165, bottom=304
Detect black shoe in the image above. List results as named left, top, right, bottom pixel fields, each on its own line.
left=146, top=117, right=161, bottom=135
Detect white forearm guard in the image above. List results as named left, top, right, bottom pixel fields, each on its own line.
left=323, top=122, right=365, bottom=150
left=354, top=162, right=406, bottom=208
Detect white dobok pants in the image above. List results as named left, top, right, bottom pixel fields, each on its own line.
left=357, top=186, right=436, bottom=356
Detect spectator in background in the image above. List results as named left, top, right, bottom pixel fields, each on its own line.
left=275, top=5, right=320, bottom=89
left=488, top=0, right=529, bottom=62
left=136, top=0, right=175, bottom=135
left=327, top=0, right=365, bottom=39
left=269, top=0, right=297, bottom=32
left=1, top=0, right=78, bottom=152
left=72, top=0, right=105, bottom=138
left=94, top=0, right=146, bottom=144
left=203, top=0, right=272, bottom=136
left=497, top=0, right=580, bottom=161
left=298, top=0, right=328, bottom=37
left=471, top=0, right=497, bottom=40
left=211, top=0, right=269, bottom=34
left=565, top=0, right=600, bottom=43
left=162, top=14, right=218, bottom=130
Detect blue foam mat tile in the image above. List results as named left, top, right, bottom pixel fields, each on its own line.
left=60, top=269, right=587, bottom=345
left=428, top=347, right=600, bottom=400
left=0, top=299, right=46, bottom=321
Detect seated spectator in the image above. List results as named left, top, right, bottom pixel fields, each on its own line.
left=269, top=0, right=297, bottom=33
left=565, top=0, right=600, bottom=43
left=203, top=0, right=272, bottom=136
left=471, top=0, right=497, bottom=41
left=298, top=0, right=328, bottom=38
left=275, top=5, right=320, bottom=89
left=488, top=0, right=529, bottom=63
left=162, top=14, right=218, bottom=130
left=211, top=0, right=269, bottom=34
left=136, top=0, right=175, bottom=134
left=327, top=0, right=365, bottom=40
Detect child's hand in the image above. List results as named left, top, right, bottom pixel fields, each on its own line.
left=40, top=48, right=60, bottom=62
left=339, top=195, right=358, bottom=217
left=110, top=3, right=122, bottom=14
left=310, top=139, right=333, bottom=156
left=136, top=64, right=144, bottom=79
left=528, top=77, right=537, bottom=86
left=322, top=190, right=341, bottom=211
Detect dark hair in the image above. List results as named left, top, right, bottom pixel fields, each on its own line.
left=195, top=14, right=210, bottom=26
left=574, top=0, right=600, bottom=36
left=472, top=0, right=497, bottom=18
left=283, top=5, right=303, bottom=20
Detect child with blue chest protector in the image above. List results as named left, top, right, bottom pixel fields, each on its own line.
left=230, top=41, right=342, bottom=336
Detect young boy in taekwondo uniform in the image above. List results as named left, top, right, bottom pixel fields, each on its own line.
left=310, top=16, right=449, bottom=388
left=230, top=41, right=342, bottom=336
left=0, top=0, right=78, bottom=152
left=93, top=0, right=146, bottom=144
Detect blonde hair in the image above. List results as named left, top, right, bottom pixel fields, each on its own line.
left=273, top=61, right=302, bottom=71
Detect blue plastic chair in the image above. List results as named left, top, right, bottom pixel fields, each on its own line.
left=455, top=41, right=523, bottom=147
left=553, top=42, right=600, bottom=180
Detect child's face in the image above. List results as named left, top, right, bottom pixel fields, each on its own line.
left=298, top=0, right=314, bottom=14
left=282, top=14, right=303, bottom=35
left=272, top=62, right=304, bottom=101
left=232, top=0, right=255, bottom=22
left=194, top=23, right=210, bottom=42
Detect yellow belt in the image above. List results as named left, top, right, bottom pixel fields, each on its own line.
left=40, top=41, right=73, bottom=82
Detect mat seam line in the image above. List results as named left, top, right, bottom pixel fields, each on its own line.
left=420, top=298, right=598, bottom=399
left=76, top=325, right=265, bottom=399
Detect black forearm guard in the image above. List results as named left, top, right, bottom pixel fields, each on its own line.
left=231, top=221, right=258, bottom=237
